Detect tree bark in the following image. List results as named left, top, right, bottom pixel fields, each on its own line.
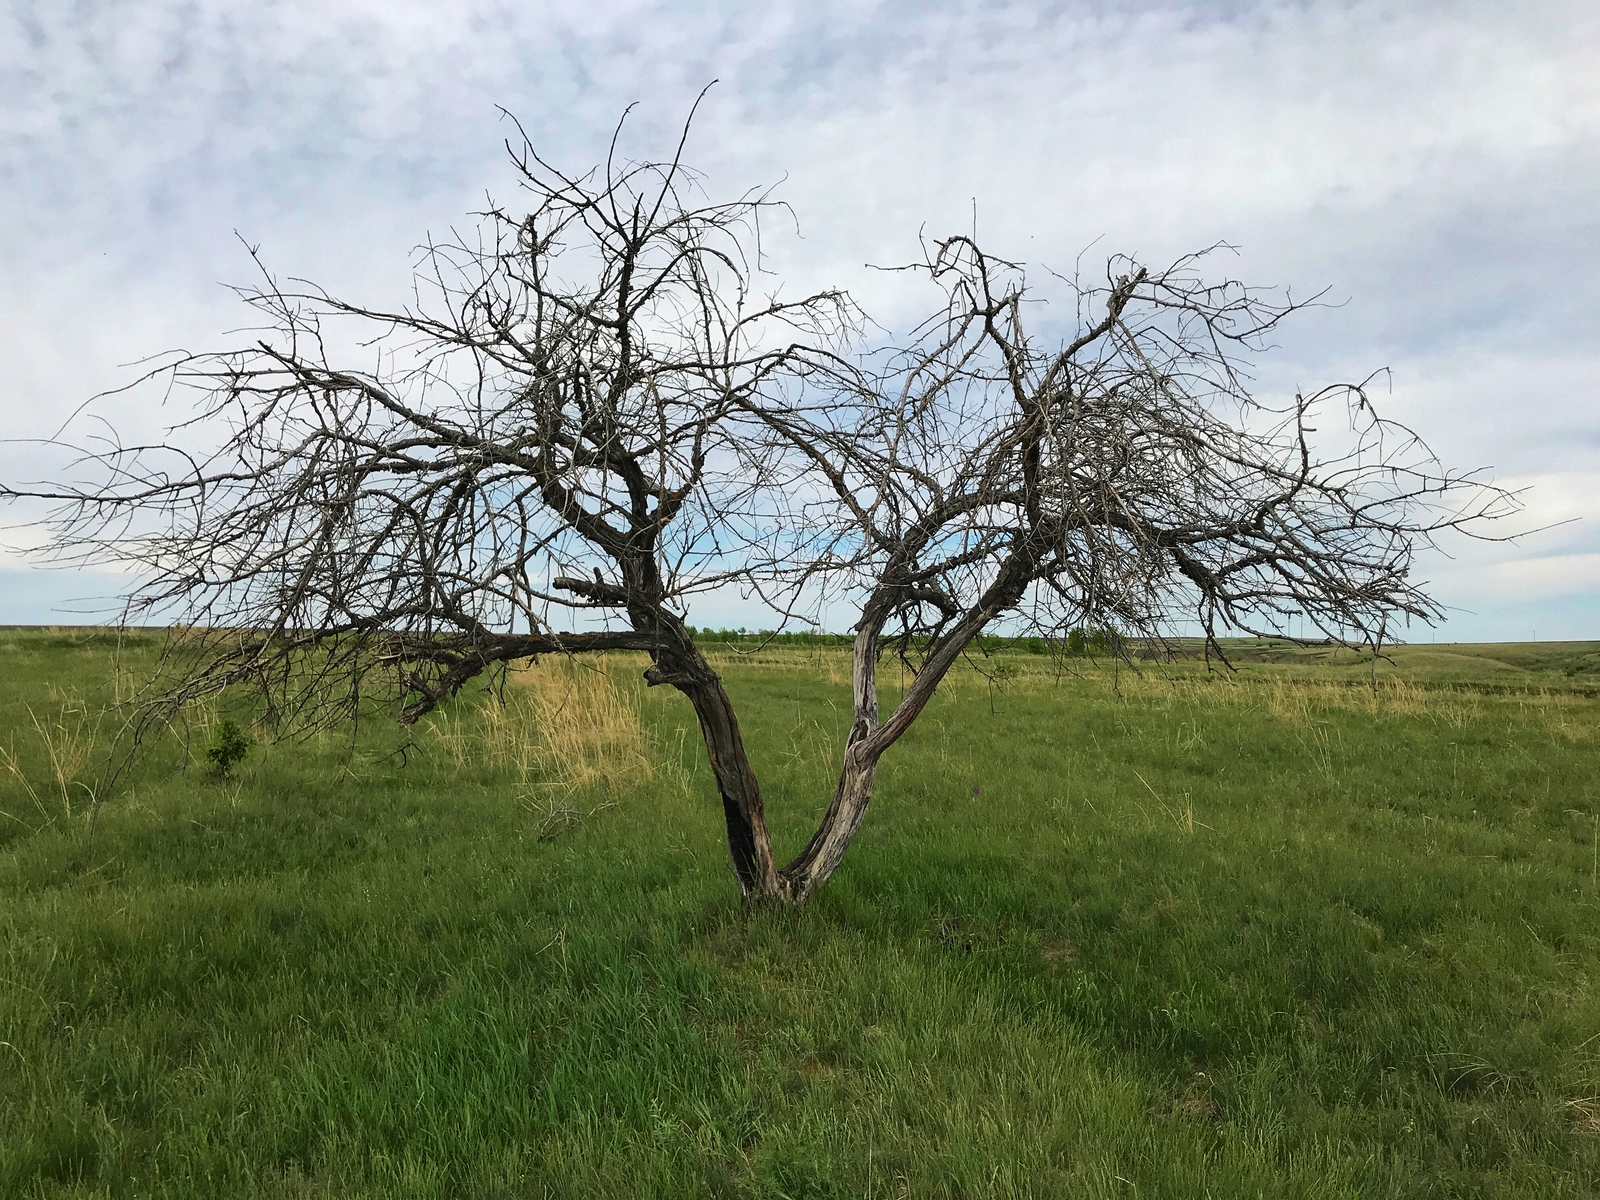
left=778, top=626, right=883, bottom=901
left=777, top=554, right=1036, bottom=900
left=682, top=672, right=780, bottom=898
left=644, top=633, right=781, bottom=899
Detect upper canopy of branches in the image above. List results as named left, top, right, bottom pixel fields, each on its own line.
left=6, top=110, right=1513, bottom=739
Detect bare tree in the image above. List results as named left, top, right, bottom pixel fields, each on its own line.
left=4, top=110, right=1511, bottom=902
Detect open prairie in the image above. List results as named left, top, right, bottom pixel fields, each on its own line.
left=2, top=630, right=1598, bottom=1197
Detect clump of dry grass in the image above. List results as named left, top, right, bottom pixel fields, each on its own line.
left=524, top=795, right=619, bottom=842
left=508, top=655, right=656, bottom=794
left=0, top=688, right=104, bottom=825
left=1566, top=1096, right=1600, bottom=1136
left=1253, top=675, right=1450, bottom=724
left=427, top=654, right=657, bottom=798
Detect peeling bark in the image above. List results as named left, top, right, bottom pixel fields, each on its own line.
left=778, top=627, right=883, bottom=900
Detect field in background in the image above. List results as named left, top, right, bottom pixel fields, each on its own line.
left=1, top=629, right=1598, bottom=1197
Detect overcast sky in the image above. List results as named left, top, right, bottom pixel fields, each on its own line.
left=2, top=0, right=1596, bottom=639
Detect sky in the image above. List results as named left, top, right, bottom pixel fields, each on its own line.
left=1, top=0, right=1596, bottom=640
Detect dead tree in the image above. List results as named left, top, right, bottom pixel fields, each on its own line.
left=4, top=113, right=1511, bottom=902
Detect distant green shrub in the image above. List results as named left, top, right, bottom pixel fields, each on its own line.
left=204, top=719, right=251, bottom=777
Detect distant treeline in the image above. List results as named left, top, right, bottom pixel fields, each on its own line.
left=684, top=626, right=1128, bottom=656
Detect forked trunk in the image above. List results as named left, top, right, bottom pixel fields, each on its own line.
left=659, top=627, right=884, bottom=903
left=672, top=573, right=1021, bottom=902
left=769, top=567, right=1031, bottom=901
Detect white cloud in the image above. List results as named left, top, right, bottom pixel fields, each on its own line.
left=0, top=519, right=48, bottom=563
left=2, top=0, right=1596, bottom=636
left=1436, top=550, right=1600, bottom=604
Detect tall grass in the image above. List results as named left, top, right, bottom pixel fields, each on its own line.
left=0, top=688, right=104, bottom=827
left=427, top=653, right=660, bottom=798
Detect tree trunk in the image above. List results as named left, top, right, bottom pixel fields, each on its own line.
left=777, top=558, right=1035, bottom=900
left=645, top=639, right=781, bottom=899
left=777, top=626, right=883, bottom=901
left=778, top=741, right=881, bottom=901
left=682, top=672, right=781, bottom=898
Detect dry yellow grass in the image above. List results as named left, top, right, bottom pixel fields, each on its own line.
left=1037, top=661, right=1490, bottom=728
left=701, top=644, right=854, bottom=686
left=427, top=653, right=657, bottom=798
left=1565, top=1096, right=1600, bottom=1136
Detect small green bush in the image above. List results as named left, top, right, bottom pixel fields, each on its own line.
left=204, top=719, right=251, bottom=777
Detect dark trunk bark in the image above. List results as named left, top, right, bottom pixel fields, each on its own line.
left=679, top=671, right=780, bottom=897
left=643, top=629, right=780, bottom=899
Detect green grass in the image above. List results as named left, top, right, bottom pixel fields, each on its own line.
left=2, top=629, right=1599, bottom=1197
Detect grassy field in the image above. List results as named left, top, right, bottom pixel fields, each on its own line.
left=2, top=630, right=1598, bottom=1197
